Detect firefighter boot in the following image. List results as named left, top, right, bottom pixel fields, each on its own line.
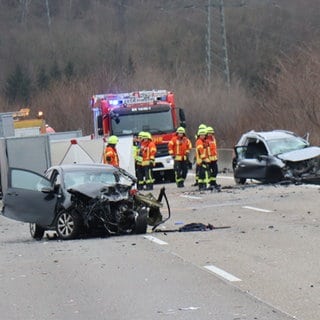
left=210, top=182, right=221, bottom=191
left=198, top=183, right=206, bottom=191
left=137, top=183, right=144, bottom=191
left=177, top=181, right=184, bottom=188
left=146, top=184, right=153, bottom=191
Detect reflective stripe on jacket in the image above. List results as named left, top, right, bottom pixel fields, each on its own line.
left=206, top=135, right=218, bottom=161
left=140, top=140, right=157, bottom=166
left=133, top=144, right=143, bottom=165
left=168, top=135, right=192, bottom=161
left=195, top=138, right=209, bottom=165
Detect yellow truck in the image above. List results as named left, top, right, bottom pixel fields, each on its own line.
left=12, top=108, right=46, bottom=136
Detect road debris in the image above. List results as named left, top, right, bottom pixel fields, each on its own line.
left=155, top=223, right=231, bottom=233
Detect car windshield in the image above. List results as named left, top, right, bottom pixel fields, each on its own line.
left=267, top=137, right=308, bottom=155
left=63, top=170, right=131, bottom=189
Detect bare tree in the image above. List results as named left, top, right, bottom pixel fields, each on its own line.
left=19, top=0, right=32, bottom=24
left=257, top=46, right=320, bottom=144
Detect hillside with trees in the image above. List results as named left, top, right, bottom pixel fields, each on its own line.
left=0, top=0, right=319, bottom=146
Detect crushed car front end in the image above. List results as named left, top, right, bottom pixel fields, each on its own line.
left=278, top=147, right=320, bottom=184
left=60, top=182, right=170, bottom=239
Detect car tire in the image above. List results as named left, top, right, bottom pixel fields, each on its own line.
left=55, top=210, right=82, bottom=240
left=133, top=209, right=148, bottom=234
left=29, top=223, right=45, bottom=241
left=235, top=177, right=246, bottom=184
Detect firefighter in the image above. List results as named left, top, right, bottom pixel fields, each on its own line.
left=206, top=126, right=220, bottom=190
left=168, top=127, right=192, bottom=188
left=193, top=124, right=207, bottom=186
left=195, top=128, right=209, bottom=191
left=133, top=131, right=145, bottom=177
left=136, top=132, right=157, bottom=190
left=104, top=135, right=119, bottom=167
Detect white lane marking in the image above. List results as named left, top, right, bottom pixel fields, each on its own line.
left=144, top=235, right=168, bottom=245
left=242, top=205, right=272, bottom=213
left=180, top=195, right=202, bottom=200
left=204, top=265, right=242, bottom=282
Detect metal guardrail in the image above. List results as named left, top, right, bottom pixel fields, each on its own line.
left=189, top=148, right=234, bottom=173
left=217, top=148, right=234, bottom=173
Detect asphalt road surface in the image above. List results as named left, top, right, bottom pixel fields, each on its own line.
left=1, top=172, right=319, bottom=320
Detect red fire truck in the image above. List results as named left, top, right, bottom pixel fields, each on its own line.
left=90, top=90, right=186, bottom=181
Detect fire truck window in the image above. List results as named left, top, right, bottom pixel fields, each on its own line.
left=111, top=111, right=174, bottom=136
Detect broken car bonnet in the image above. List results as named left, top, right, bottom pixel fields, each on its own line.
left=277, top=146, right=320, bottom=162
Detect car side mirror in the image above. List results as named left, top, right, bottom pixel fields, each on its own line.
left=179, top=108, right=186, bottom=127
left=258, top=155, right=268, bottom=161
left=41, top=186, right=54, bottom=193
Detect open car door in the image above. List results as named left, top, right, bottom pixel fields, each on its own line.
left=234, top=145, right=269, bottom=180
left=2, top=168, right=57, bottom=227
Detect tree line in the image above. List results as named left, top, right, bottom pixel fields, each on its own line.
left=0, top=0, right=319, bottom=145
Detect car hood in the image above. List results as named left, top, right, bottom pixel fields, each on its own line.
left=67, top=182, right=131, bottom=199
left=68, top=182, right=110, bottom=198
left=277, top=146, right=320, bottom=162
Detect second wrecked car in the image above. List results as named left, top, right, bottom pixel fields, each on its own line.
left=233, top=130, right=320, bottom=184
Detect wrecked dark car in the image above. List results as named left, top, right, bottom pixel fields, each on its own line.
left=233, top=130, right=320, bottom=185
left=1, top=164, right=170, bottom=240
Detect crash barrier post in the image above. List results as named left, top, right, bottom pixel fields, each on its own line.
left=188, top=148, right=233, bottom=173
left=217, top=148, right=234, bottom=173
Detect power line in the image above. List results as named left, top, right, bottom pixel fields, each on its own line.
left=181, top=0, right=243, bottom=88
left=118, top=1, right=246, bottom=87
left=219, top=0, right=230, bottom=87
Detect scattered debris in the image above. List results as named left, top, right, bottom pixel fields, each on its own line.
left=155, top=223, right=231, bottom=233
left=178, top=306, right=200, bottom=311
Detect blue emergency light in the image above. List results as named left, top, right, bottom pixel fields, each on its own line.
left=109, top=100, right=123, bottom=106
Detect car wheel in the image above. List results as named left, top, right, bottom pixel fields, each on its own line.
left=133, top=209, right=148, bottom=234
left=235, top=177, right=246, bottom=184
left=55, top=210, right=82, bottom=240
left=29, top=223, right=45, bottom=240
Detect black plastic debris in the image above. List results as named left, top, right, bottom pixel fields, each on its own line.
left=179, top=223, right=214, bottom=232
left=155, top=223, right=230, bottom=233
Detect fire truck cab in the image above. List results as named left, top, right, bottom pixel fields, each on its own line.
left=90, top=90, right=186, bottom=182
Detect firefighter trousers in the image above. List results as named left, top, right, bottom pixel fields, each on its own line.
left=136, top=165, right=154, bottom=190
left=207, top=160, right=218, bottom=185
left=174, top=160, right=188, bottom=187
left=198, top=163, right=209, bottom=190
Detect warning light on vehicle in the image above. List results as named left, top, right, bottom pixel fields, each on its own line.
left=109, top=100, right=122, bottom=106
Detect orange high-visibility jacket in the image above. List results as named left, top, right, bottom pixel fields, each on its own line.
left=168, top=135, right=192, bottom=161
left=140, top=140, right=157, bottom=166
left=196, top=137, right=209, bottom=165
left=206, top=134, right=218, bottom=161
left=104, top=146, right=119, bottom=167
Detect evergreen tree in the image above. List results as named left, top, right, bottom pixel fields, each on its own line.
left=37, top=67, right=50, bottom=90
left=4, top=64, right=32, bottom=104
left=125, top=55, right=135, bottom=77
left=64, top=61, right=74, bottom=81
left=50, top=61, right=61, bottom=81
